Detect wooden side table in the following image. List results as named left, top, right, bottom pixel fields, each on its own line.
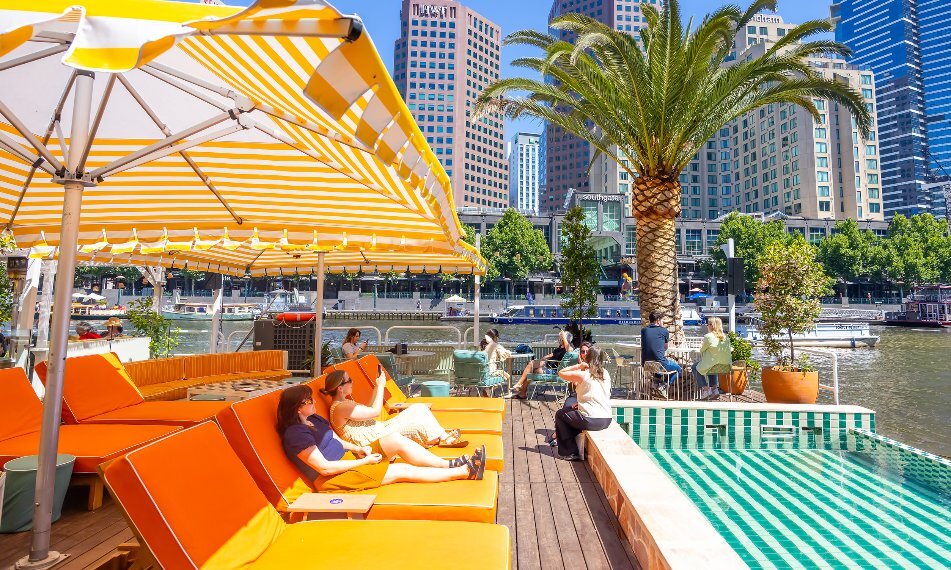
left=286, top=493, right=376, bottom=522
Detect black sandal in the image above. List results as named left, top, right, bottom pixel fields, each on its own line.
left=449, top=455, right=470, bottom=468
left=466, top=445, right=486, bottom=480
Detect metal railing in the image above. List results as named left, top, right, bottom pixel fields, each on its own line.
left=384, top=325, right=462, bottom=346
left=227, top=329, right=253, bottom=352
left=324, top=325, right=383, bottom=347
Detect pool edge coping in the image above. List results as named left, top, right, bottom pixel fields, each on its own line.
left=585, top=423, right=749, bottom=569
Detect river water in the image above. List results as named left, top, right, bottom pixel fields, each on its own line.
left=171, top=320, right=950, bottom=457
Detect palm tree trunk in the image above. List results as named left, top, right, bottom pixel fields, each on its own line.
left=632, top=176, right=683, bottom=342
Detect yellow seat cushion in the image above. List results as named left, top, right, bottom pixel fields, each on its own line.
left=253, top=520, right=510, bottom=570
left=405, top=396, right=505, bottom=415
left=399, top=433, right=503, bottom=473
left=354, top=470, right=499, bottom=523
left=422, top=410, right=503, bottom=436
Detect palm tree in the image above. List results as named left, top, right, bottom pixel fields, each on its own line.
left=475, top=0, right=872, bottom=337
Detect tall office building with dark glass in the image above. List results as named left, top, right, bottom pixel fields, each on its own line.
left=832, top=0, right=951, bottom=217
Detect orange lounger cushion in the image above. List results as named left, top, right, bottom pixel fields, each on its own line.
left=35, top=353, right=146, bottom=424
left=82, top=401, right=229, bottom=426
left=355, top=471, right=499, bottom=523
left=102, top=422, right=510, bottom=569
left=0, top=424, right=180, bottom=473
left=0, top=368, right=46, bottom=441
left=425, top=410, right=503, bottom=436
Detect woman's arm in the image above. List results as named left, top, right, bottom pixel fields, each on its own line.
left=297, top=444, right=382, bottom=477
left=338, top=437, right=373, bottom=457
left=340, top=370, right=387, bottom=421
left=558, top=362, right=588, bottom=385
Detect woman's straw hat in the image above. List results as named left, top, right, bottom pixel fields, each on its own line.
left=104, top=317, right=123, bottom=327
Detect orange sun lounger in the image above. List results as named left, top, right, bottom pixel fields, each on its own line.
left=215, top=377, right=500, bottom=523
left=102, top=421, right=511, bottom=570
left=327, top=358, right=504, bottom=435
left=0, top=368, right=181, bottom=509
left=35, top=353, right=229, bottom=426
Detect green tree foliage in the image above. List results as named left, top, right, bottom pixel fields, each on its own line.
left=711, top=213, right=791, bottom=287
left=753, top=241, right=833, bottom=369
left=559, top=206, right=600, bottom=327
left=817, top=219, right=877, bottom=284
left=0, top=262, right=12, bottom=323
left=481, top=209, right=553, bottom=282
left=125, top=297, right=179, bottom=358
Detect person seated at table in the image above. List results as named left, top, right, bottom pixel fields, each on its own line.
left=103, top=317, right=124, bottom=340
left=326, top=369, right=467, bottom=449
left=546, top=340, right=594, bottom=447
left=480, top=328, right=511, bottom=383
left=280, top=385, right=485, bottom=492
left=341, top=328, right=369, bottom=360
left=641, top=311, right=682, bottom=400
left=76, top=322, right=102, bottom=340
left=552, top=345, right=612, bottom=461
left=692, top=317, right=732, bottom=401
left=505, top=329, right=574, bottom=399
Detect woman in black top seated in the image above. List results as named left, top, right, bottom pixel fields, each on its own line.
left=506, top=329, right=573, bottom=399
left=278, top=385, right=485, bottom=492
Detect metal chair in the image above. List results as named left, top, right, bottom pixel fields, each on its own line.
left=642, top=360, right=676, bottom=400
left=376, top=352, right=416, bottom=395
left=329, top=346, right=345, bottom=365
left=451, top=350, right=505, bottom=397
left=525, top=350, right=578, bottom=401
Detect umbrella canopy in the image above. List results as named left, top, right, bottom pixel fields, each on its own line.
left=444, top=294, right=467, bottom=303
left=0, top=0, right=484, bottom=275
left=0, top=1, right=483, bottom=565
left=82, top=292, right=105, bottom=301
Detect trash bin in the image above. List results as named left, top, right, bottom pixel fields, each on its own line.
left=1, top=454, right=75, bottom=533
left=419, top=381, right=450, bottom=398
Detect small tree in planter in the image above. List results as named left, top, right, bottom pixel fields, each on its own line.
left=753, top=240, right=832, bottom=403
left=559, top=206, right=600, bottom=341
left=719, top=331, right=759, bottom=395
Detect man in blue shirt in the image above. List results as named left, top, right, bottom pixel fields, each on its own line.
left=640, top=311, right=682, bottom=399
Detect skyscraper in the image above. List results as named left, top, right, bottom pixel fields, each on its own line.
left=393, top=0, right=507, bottom=209
left=832, top=0, right=951, bottom=217
left=508, top=132, right=541, bottom=214
left=542, top=0, right=658, bottom=214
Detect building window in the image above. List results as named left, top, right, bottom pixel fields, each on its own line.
left=602, top=200, right=621, bottom=232
left=581, top=200, right=598, bottom=231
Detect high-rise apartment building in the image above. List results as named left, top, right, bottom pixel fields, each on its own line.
left=542, top=0, right=660, bottom=214
left=832, top=0, right=951, bottom=218
left=508, top=133, right=541, bottom=214
left=393, top=0, right=507, bottom=208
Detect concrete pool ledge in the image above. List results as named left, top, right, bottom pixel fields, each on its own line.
left=584, top=423, right=749, bottom=569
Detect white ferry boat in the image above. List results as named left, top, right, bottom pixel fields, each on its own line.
left=161, top=302, right=259, bottom=321
left=70, top=303, right=126, bottom=320
left=491, top=304, right=704, bottom=326
left=737, top=322, right=879, bottom=348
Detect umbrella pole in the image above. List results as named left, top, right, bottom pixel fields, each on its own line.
left=21, top=71, right=93, bottom=569
left=473, top=234, right=480, bottom=348
left=313, top=252, right=325, bottom=376
left=209, top=280, right=223, bottom=353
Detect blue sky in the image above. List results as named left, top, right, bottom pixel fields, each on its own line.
left=223, top=0, right=836, bottom=138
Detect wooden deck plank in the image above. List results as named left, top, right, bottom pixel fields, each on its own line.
left=517, top=402, right=562, bottom=570
left=496, top=401, right=517, bottom=570
left=510, top=400, right=542, bottom=570
left=527, top=401, right=589, bottom=570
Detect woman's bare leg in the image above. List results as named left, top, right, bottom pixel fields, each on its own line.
left=377, top=432, right=451, bottom=468
left=382, top=463, right=469, bottom=484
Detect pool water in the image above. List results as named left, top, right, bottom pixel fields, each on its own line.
left=646, top=432, right=951, bottom=570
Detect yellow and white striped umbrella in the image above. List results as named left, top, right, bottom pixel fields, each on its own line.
left=0, top=0, right=484, bottom=275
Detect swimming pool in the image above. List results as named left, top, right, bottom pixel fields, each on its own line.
left=616, top=404, right=951, bottom=569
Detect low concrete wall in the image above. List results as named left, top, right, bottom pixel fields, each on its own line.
left=584, top=423, right=747, bottom=569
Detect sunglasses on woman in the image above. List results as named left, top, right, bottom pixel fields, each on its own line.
left=299, top=398, right=314, bottom=406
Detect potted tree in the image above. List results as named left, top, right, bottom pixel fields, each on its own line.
left=718, top=331, right=758, bottom=395
left=753, top=240, right=832, bottom=404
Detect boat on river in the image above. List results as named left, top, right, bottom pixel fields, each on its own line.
left=161, top=302, right=260, bottom=321
left=491, top=304, right=703, bottom=326
left=884, top=285, right=951, bottom=328
left=736, top=322, right=879, bottom=348
left=70, top=303, right=126, bottom=320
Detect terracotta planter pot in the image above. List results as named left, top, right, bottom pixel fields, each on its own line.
left=761, top=367, right=819, bottom=404
left=718, top=366, right=748, bottom=395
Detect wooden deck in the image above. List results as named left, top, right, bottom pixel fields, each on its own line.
left=0, top=492, right=133, bottom=570
left=1, top=399, right=643, bottom=570
left=498, top=399, right=640, bottom=570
